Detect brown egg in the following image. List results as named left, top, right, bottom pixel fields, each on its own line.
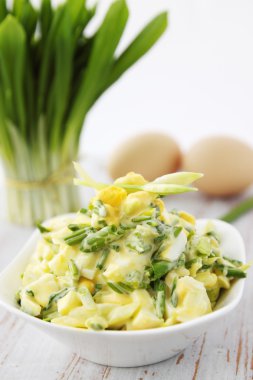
left=108, top=133, right=182, bottom=181
left=183, top=136, right=253, bottom=196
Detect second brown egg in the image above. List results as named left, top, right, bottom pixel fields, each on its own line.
left=182, top=136, right=253, bottom=196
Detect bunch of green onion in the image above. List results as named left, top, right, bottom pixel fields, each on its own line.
left=0, top=0, right=167, bottom=226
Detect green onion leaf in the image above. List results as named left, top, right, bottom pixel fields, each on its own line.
left=103, top=12, right=168, bottom=90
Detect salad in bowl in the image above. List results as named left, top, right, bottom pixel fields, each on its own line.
left=16, top=165, right=248, bottom=332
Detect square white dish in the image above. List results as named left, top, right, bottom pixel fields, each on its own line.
left=0, top=218, right=246, bottom=367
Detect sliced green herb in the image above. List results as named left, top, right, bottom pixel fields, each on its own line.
left=119, top=222, right=136, bottom=231
left=81, top=225, right=123, bottom=252
left=126, top=241, right=152, bottom=254
left=107, top=281, right=133, bottom=294
left=171, top=277, right=178, bottom=307
left=173, top=226, right=183, bottom=238
left=93, top=200, right=107, bottom=217
left=223, top=256, right=243, bottom=267
left=185, top=258, right=198, bottom=269
left=152, top=260, right=177, bottom=280
left=78, top=286, right=96, bottom=309
left=68, top=223, right=89, bottom=231
left=111, top=244, right=120, bottom=252
left=96, top=247, right=110, bottom=270
left=155, top=280, right=166, bottom=319
left=94, top=284, right=103, bottom=294
left=132, top=215, right=152, bottom=223
left=214, top=264, right=246, bottom=278
left=15, top=290, right=21, bottom=305
left=37, top=223, right=50, bottom=233
left=89, top=323, right=103, bottom=331
left=64, top=227, right=94, bottom=246
left=43, top=311, right=59, bottom=322
left=68, top=259, right=79, bottom=280
left=177, top=253, right=186, bottom=268
left=45, top=287, right=71, bottom=310
left=26, top=289, right=34, bottom=297
left=98, top=220, right=107, bottom=227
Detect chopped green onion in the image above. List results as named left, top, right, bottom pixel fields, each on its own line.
left=37, top=223, right=50, bottom=233
left=96, top=247, right=110, bottom=270
left=64, top=227, right=94, bottom=246
left=46, top=287, right=71, bottom=310
left=94, top=284, right=103, bottom=294
left=111, top=244, right=120, bottom=252
left=68, top=259, right=79, bottom=281
left=81, top=225, right=123, bottom=252
left=214, top=264, right=246, bottom=278
left=173, top=226, right=183, bottom=238
left=132, top=216, right=152, bottom=222
left=185, top=258, right=199, bottom=269
left=43, top=311, right=59, bottom=322
left=177, top=254, right=186, bottom=268
left=107, top=282, right=133, bottom=294
left=79, top=208, right=88, bottom=214
left=171, top=278, right=178, bottom=307
left=93, top=200, right=107, bottom=217
left=68, top=223, right=89, bottom=231
left=152, top=260, right=177, bottom=280
left=25, top=289, right=34, bottom=297
left=89, top=323, right=103, bottom=331
left=155, top=280, right=166, bottom=319
left=223, top=256, right=243, bottom=267
left=126, top=240, right=152, bottom=254
left=78, top=286, right=96, bottom=310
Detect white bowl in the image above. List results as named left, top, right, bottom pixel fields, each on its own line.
left=0, top=218, right=246, bottom=367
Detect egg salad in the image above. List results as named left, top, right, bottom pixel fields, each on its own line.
left=17, top=167, right=247, bottom=331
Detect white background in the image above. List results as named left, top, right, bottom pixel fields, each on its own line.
left=81, top=0, right=253, bottom=162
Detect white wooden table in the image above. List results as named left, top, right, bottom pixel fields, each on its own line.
left=0, top=188, right=252, bottom=380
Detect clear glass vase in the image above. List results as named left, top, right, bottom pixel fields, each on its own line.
left=3, top=165, right=80, bottom=226
left=2, top=143, right=80, bottom=226
left=5, top=180, right=80, bottom=227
